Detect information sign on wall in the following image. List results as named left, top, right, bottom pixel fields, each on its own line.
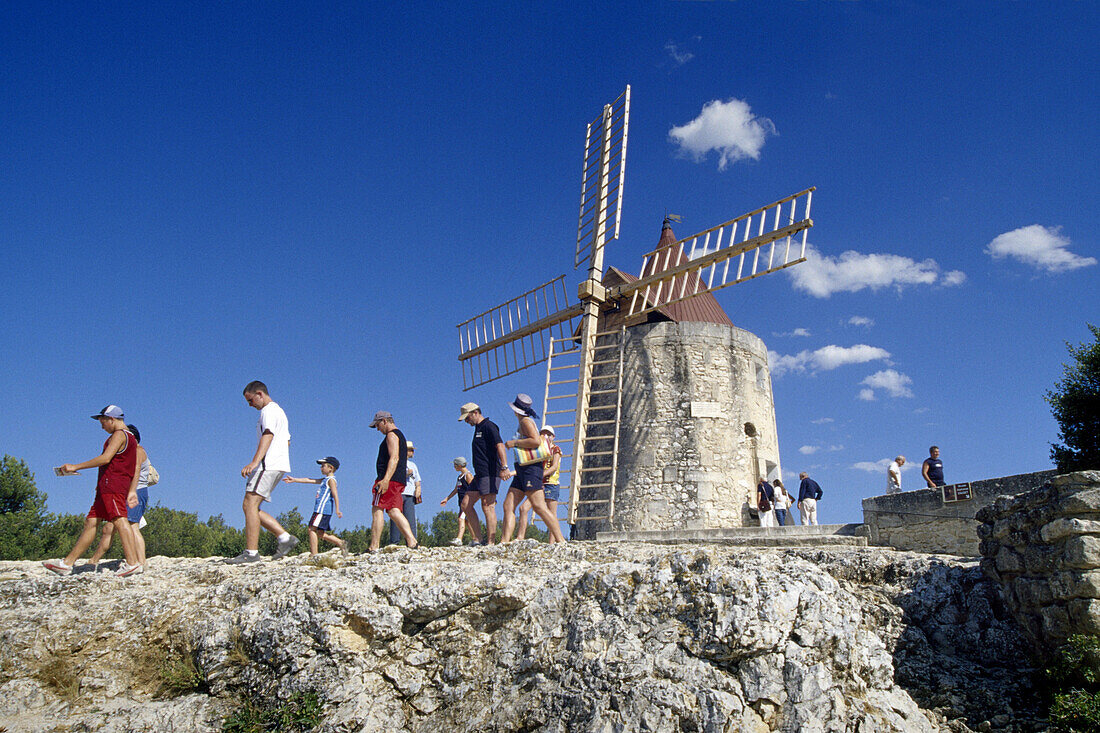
left=942, top=482, right=973, bottom=503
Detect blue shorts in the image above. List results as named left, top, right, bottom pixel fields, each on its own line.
left=127, top=488, right=149, bottom=524
left=543, top=485, right=561, bottom=502
left=473, top=476, right=500, bottom=496
left=511, top=463, right=543, bottom=493
left=309, top=513, right=332, bottom=532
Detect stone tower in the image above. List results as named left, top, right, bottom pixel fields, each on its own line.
left=573, top=221, right=782, bottom=539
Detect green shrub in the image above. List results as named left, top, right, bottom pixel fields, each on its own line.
left=223, top=691, right=323, bottom=733
left=1048, top=635, right=1100, bottom=731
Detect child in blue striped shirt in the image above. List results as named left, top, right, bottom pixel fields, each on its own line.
left=284, top=456, right=347, bottom=557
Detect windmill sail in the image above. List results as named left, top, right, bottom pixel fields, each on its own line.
left=575, top=87, right=630, bottom=271
left=618, top=188, right=814, bottom=320
left=456, top=275, right=582, bottom=391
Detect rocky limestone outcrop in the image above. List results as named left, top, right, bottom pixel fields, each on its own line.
left=0, top=542, right=1042, bottom=732
left=978, top=470, right=1100, bottom=650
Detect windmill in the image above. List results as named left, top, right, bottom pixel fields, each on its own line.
left=456, top=86, right=815, bottom=529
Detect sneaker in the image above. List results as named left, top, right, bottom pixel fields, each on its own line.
left=43, top=559, right=72, bottom=575
left=450, top=537, right=462, bottom=546
left=272, top=535, right=299, bottom=560
left=116, top=562, right=144, bottom=578
left=224, top=551, right=263, bottom=565
left=340, top=541, right=349, bottom=559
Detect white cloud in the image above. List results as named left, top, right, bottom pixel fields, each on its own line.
left=769, top=344, right=891, bottom=377
left=858, top=388, right=876, bottom=402
left=774, top=327, right=811, bottom=337
left=848, top=316, right=874, bottom=328
left=860, top=369, right=914, bottom=398
left=851, top=459, right=892, bottom=473
left=788, top=244, right=967, bottom=298
left=799, top=445, right=819, bottom=455
left=664, top=40, right=694, bottom=66
left=810, top=417, right=834, bottom=424
left=669, top=98, right=775, bottom=170
left=985, top=224, right=1096, bottom=273
left=941, top=270, right=968, bottom=286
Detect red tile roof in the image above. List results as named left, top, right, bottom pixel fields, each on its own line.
left=602, top=222, right=734, bottom=328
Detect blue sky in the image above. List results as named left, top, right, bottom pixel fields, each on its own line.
left=2, top=2, right=1097, bottom=534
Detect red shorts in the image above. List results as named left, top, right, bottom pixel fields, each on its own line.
left=88, top=491, right=128, bottom=521
left=373, top=480, right=405, bottom=511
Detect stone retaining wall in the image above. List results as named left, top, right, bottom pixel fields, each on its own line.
left=977, top=470, right=1100, bottom=650
left=862, top=470, right=1055, bottom=556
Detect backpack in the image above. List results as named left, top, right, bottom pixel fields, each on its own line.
left=146, top=464, right=160, bottom=487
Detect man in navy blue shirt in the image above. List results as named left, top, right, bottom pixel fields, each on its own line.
left=797, top=472, right=823, bottom=525
left=459, top=402, right=508, bottom=545
left=922, top=446, right=945, bottom=488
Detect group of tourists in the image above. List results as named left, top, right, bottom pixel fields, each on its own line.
left=41, top=382, right=570, bottom=577
left=755, top=473, right=823, bottom=527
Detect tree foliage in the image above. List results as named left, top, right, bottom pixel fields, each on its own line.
left=1047, top=324, right=1100, bottom=472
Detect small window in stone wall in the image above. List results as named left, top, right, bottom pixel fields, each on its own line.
left=755, top=362, right=767, bottom=391
left=744, top=422, right=757, bottom=437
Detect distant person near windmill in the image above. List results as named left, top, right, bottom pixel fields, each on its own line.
left=923, top=446, right=945, bottom=488
left=797, top=472, right=823, bottom=525
left=459, top=402, right=507, bottom=545
left=888, top=456, right=906, bottom=494
left=368, top=411, right=418, bottom=551
left=501, top=395, right=565, bottom=544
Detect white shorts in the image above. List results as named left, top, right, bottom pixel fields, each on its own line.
left=245, top=469, right=285, bottom=503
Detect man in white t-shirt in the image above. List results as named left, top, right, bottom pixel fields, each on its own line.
left=887, top=456, right=905, bottom=495
left=391, top=440, right=422, bottom=544
left=226, top=380, right=299, bottom=564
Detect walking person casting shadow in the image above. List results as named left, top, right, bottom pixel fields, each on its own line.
left=368, top=411, right=418, bottom=551
left=500, top=394, right=565, bottom=544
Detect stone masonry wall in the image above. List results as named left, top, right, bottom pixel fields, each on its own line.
left=862, top=471, right=1055, bottom=556
left=575, top=321, right=780, bottom=539
left=977, top=471, right=1100, bottom=650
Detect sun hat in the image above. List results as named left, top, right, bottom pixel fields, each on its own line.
left=369, top=410, right=393, bottom=427
left=509, top=394, right=537, bottom=418
left=458, top=402, right=479, bottom=421
left=91, top=405, right=124, bottom=420
left=316, top=456, right=341, bottom=470
left=540, top=424, right=555, bottom=436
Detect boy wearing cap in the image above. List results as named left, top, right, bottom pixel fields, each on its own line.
left=459, top=402, right=508, bottom=545
left=369, top=411, right=418, bottom=551
left=44, top=405, right=143, bottom=577
left=226, top=381, right=298, bottom=564
left=284, top=457, right=347, bottom=557
left=390, top=441, right=422, bottom=545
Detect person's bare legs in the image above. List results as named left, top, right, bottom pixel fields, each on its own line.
left=308, top=528, right=321, bottom=555
left=63, top=517, right=102, bottom=567
left=526, top=490, right=565, bottom=543
left=370, top=507, right=386, bottom=551
left=481, top=495, right=497, bottom=544
left=516, top=496, right=530, bottom=539
left=111, top=516, right=139, bottom=566
left=500, top=487, right=527, bottom=543
left=456, top=511, right=467, bottom=543
left=387, top=508, right=418, bottom=547
left=460, top=493, right=482, bottom=543
left=321, top=532, right=344, bottom=550
left=89, top=521, right=114, bottom=564
left=132, top=523, right=146, bottom=565
left=243, top=493, right=286, bottom=551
